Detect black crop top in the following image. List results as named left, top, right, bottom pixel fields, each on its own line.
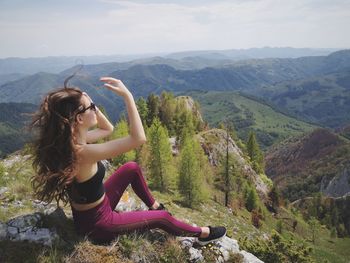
left=67, top=161, right=106, bottom=204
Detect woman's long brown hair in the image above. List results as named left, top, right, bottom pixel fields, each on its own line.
left=29, top=85, right=85, bottom=206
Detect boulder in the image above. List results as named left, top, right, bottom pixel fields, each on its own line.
left=177, top=235, right=264, bottom=263
left=1, top=207, right=65, bottom=246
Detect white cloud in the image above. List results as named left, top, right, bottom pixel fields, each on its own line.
left=0, top=0, right=349, bottom=57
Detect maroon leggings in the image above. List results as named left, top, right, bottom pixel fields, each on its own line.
left=70, top=161, right=202, bottom=243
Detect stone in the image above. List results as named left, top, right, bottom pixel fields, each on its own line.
left=188, top=246, right=204, bottom=262
left=241, top=250, right=264, bottom=263
left=15, top=227, right=58, bottom=246
left=0, top=222, right=7, bottom=240
left=178, top=234, right=264, bottom=262
left=4, top=209, right=61, bottom=246
left=7, top=213, right=42, bottom=232
left=0, top=186, right=8, bottom=196
left=177, top=236, right=196, bottom=248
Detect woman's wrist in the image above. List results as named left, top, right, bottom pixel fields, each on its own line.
left=121, top=91, right=133, bottom=99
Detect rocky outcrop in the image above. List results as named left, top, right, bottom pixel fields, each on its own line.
left=0, top=207, right=63, bottom=246
left=175, top=96, right=204, bottom=124
left=265, top=128, right=350, bottom=200
left=1, top=193, right=264, bottom=262
left=197, top=128, right=270, bottom=200
left=177, top=236, right=263, bottom=263
left=321, top=168, right=350, bottom=198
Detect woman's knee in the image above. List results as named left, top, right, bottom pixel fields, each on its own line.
left=156, top=210, right=173, bottom=221
left=114, top=161, right=141, bottom=176
left=123, top=161, right=142, bottom=177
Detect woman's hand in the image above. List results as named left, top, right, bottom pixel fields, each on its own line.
left=100, top=77, right=131, bottom=98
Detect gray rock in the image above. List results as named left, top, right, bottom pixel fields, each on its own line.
left=7, top=226, right=18, bottom=236
left=322, top=168, right=350, bottom=198
left=15, top=227, right=58, bottom=246
left=0, top=222, right=7, bottom=240
left=0, top=186, right=8, bottom=196
left=4, top=210, right=60, bottom=246
left=177, top=234, right=263, bottom=262
left=32, top=199, right=56, bottom=213
left=7, top=213, right=42, bottom=231
left=241, top=250, right=264, bottom=263
left=188, top=246, right=204, bottom=262
left=177, top=236, right=196, bottom=248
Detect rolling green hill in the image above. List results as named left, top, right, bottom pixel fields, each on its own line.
left=253, top=70, right=350, bottom=128
left=0, top=103, right=37, bottom=157
left=180, top=90, right=317, bottom=149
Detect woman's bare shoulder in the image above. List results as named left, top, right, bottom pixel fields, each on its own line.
left=76, top=136, right=145, bottom=163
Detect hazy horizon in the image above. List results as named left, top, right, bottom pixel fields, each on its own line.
left=1, top=0, right=349, bottom=58
left=0, top=46, right=344, bottom=60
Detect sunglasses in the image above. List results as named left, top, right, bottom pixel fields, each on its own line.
left=76, top=102, right=96, bottom=114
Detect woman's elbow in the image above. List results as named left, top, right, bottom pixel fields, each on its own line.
left=137, top=136, right=147, bottom=145
left=107, top=125, right=114, bottom=134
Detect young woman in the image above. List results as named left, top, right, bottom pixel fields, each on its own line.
left=30, top=76, right=226, bottom=245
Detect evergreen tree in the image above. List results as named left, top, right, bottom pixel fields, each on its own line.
left=178, top=134, right=203, bottom=208
left=177, top=111, right=195, bottom=149
left=308, top=217, right=320, bottom=244
left=147, top=118, right=173, bottom=192
left=159, top=91, right=176, bottom=135
left=246, top=131, right=264, bottom=174
left=146, top=93, right=160, bottom=127
left=136, top=97, right=149, bottom=128
left=269, top=185, right=281, bottom=212
left=220, top=121, right=240, bottom=207
left=174, top=100, right=187, bottom=143
left=245, top=186, right=258, bottom=212
left=110, top=118, right=136, bottom=166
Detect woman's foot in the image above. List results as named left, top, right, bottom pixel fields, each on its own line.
left=149, top=201, right=172, bottom=215
left=197, top=226, right=227, bottom=246
left=199, top=227, right=210, bottom=238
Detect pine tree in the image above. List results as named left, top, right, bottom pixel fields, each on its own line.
left=136, top=97, right=149, bottom=128
left=269, top=185, right=281, bottom=212
left=221, top=121, right=237, bottom=206
left=308, top=217, right=320, bottom=244
left=178, top=135, right=203, bottom=208
left=159, top=91, right=176, bottom=135
left=246, top=131, right=264, bottom=174
left=245, top=186, right=258, bottom=212
left=177, top=111, right=195, bottom=149
left=147, top=118, right=173, bottom=192
left=146, top=93, right=160, bottom=127
left=110, top=118, right=136, bottom=166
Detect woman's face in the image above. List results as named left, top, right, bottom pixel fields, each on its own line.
left=76, top=95, right=97, bottom=129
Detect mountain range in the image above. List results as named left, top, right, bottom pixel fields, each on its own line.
left=1, top=50, right=349, bottom=128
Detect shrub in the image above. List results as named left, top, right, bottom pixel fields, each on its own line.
left=239, top=230, right=315, bottom=263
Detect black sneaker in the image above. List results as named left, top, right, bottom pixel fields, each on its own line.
left=197, top=226, right=227, bottom=246
left=149, top=203, right=172, bottom=215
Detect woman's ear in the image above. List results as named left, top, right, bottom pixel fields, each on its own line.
left=75, top=113, right=83, bottom=124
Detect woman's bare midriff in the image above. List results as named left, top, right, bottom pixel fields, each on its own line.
left=70, top=193, right=106, bottom=211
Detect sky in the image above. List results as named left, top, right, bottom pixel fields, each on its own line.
left=0, top=0, right=349, bottom=58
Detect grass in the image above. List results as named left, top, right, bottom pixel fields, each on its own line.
left=1, top=151, right=350, bottom=262
left=186, top=90, right=317, bottom=149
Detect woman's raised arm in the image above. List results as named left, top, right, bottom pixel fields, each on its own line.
left=78, top=77, right=146, bottom=163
